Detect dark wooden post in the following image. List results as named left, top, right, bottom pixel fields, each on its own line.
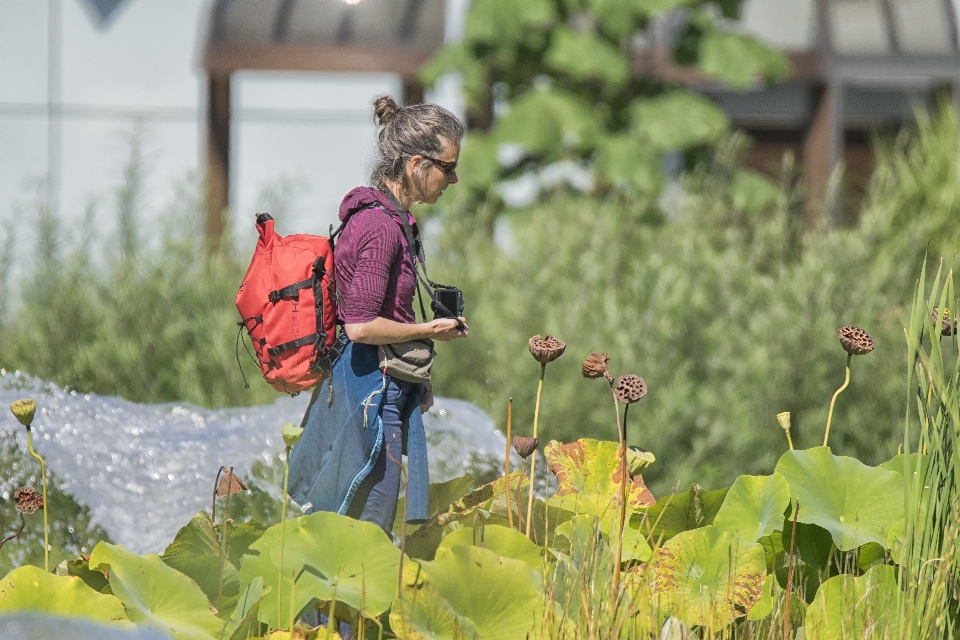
left=206, top=72, right=231, bottom=250
left=803, top=82, right=843, bottom=228
left=402, top=77, right=425, bottom=105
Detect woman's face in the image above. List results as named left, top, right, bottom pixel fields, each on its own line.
left=407, top=137, right=460, bottom=205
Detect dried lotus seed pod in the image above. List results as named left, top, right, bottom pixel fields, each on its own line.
left=838, top=325, right=874, bottom=356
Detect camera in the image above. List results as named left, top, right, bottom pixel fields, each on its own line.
left=432, top=286, right=464, bottom=321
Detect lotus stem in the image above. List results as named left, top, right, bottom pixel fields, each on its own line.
left=217, top=465, right=233, bottom=612
left=613, top=404, right=630, bottom=595
left=784, top=499, right=800, bottom=640
left=610, top=381, right=622, bottom=447
left=26, top=429, right=48, bottom=571
left=516, top=465, right=526, bottom=535
left=823, top=353, right=852, bottom=447
left=504, top=398, right=514, bottom=530
left=211, top=466, right=224, bottom=549
left=278, top=446, right=291, bottom=627
left=0, top=514, right=25, bottom=550
left=526, top=363, right=546, bottom=538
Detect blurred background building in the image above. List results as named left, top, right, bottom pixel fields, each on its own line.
left=2, top=0, right=959, bottom=244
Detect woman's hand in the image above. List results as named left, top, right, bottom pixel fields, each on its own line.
left=429, top=317, right=469, bottom=342
left=420, top=383, right=434, bottom=414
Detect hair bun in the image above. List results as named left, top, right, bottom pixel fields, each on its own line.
left=373, top=95, right=400, bottom=126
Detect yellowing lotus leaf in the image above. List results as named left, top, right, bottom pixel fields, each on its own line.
left=652, top=525, right=766, bottom=628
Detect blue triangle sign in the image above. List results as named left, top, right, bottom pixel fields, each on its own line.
left=80, top=0, right=130, bottom=27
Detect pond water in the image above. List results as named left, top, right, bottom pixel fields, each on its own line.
left=0, top=370, right=507, bottom=553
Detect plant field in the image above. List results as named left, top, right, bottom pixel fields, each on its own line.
left=1, top=266, right=956, bottom=640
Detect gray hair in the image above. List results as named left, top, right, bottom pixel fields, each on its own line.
left=370, top=95, right=465, bottom=196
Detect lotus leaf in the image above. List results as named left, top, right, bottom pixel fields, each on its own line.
left=652, top=525, right=766, bottom=628
left=89, top=542, right=221, bottom=640
left=437, top=524, right=542, bottom=569
left=594, top=135, right=664, bottom=193
left=698, top=32, right=790, bottom=90
left=393, top=474, right=475, bottom=534
left=713, top=473, right=790, bottom=542
left=555, top=514, right=606, bottom=569
left=775, top=447, right=904, bottom=550
left=239, top=511, right=400, bottom=627
left=545, top=438, right=656, bottom=513
left=804, top=565, right=901, bottom=640
left=879, top=453, right=928, bottom=484
left=161, top=513, right=241, bottom=614
left=0, top=565, right=128, bottom=621
left=630, top=91, right=729, bottom=151
left=391, top=545, right=543, bottom=639
left=55, top=554, right=110, bottom=592
left=629, top=484, right=728, bottom=543
left=222, top=576, right=267, bottom=640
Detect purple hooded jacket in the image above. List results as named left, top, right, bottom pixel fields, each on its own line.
left=334, top=186, right=418, bottom=325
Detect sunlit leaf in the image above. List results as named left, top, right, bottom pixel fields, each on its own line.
left=545, top=27, right=630, bottom=88
left=545, top=438, right=656, bottom=514
left=437, top=524, right=542, bottom=569
left=238, top=511, right=400, bottom=628
left=631, top=92, right=729, bottom=150
left=713, top=472, right=790, bottom=541
left=391, top=545, right=543, bottom=639
left=493, top=88, right=603, bottom=161
left=729, top=169, right=781, bottom=212
left=89, top=542, right=220, bottom=640
left=0, top=565, right=128, bottom=622
left=652, top=525, right=766, bottom=628
left=698, top=31, right=790, bottom=90
left=594, top=135, right=664, bottom=194
left=630, top=484, right=729, bottom=543
left=161, top=512, right=240, bottom=614
left=804, top=565, right=902, bottom=640
left=774, top=447, right=904, bottom=551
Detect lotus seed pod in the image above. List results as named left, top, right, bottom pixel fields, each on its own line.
left=528, top=335, right=566, bottom=364
left=838, top=325, right=874, bottom=356
left=215, top=469, right=248, bottom=497
left=776, top=412, right=791, bottom=433
left=512, top=436, right=539, bottom=459
left=615, top=375, right=647, bottom=404
left=581, top=352, right=612, bottom=381
left=281, top=422, right=304, bottom=448
left=9, top=399, right=36, bottom=428
left=14, top=486, right=43, bottom=514
left=932, top=307, right=957, bottom=337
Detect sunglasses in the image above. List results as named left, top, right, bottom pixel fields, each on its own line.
left=406, top=150, right=458, bottom=175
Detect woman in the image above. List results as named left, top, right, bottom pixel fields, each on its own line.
left=287, top=95, right=468, bottom=537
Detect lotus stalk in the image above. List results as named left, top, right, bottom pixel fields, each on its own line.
left=583, top=352, right=622, bottom=446
left=278, top=422, right=304, bottom=627
left=824, top=326, right=874, bottom=447
left=525, top=335, right=565, bottom=538
left=784, top=499, right=800, bottom=640
left=513, top=436, right=538, bottom=535
left=504, top=398, right=514, bottom=530
left=10, top=399, right=48, bottom=571
left=216, top=465, right=245, bottom=611
left=612, top=375, right=647, bottom=595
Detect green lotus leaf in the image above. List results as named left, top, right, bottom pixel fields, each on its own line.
left=438, top=524, right=542, bottom=570
left=713, top=473, right=790, bottom=541
left=161, top=512, right=240, bottom=614
left=89, top=542, right=221, bottom=640
left=222, top=576, right=268, bottom=640
left=651, top=525, right=766, bottom=628
left=391, top=545, right=543, bottom=639
left=239, top=511, right=400, bottom=627
left=804, top=565, right=901, bottom=640
left=545, top=27, right=630, bottom=88
left=631, top=91, right=729, bottom=151
left=555, top=514, right=606, bottom=569
left=0, top=565, right=128, bottom=622
left=55, top=554, right=110, bottom=592
left=545, top=438, right=656, bottom=515
left=698, top=31, right=790, bottom=90
left=775, top=447, right=904, bottom=551
left=0, top=613, right=171, bottom=640
left=629, top=484, right=729, bottom=543
left=394, top=474, right=475, bottom=535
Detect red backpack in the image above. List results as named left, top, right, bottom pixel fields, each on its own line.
left=235, top=213, right=339, bottom=394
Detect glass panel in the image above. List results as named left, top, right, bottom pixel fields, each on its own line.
left=892, top=0, right=954, bottom=53
left=830, top=0, right=891, bottom=54
left=740, top=0, right=817, bottom=49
